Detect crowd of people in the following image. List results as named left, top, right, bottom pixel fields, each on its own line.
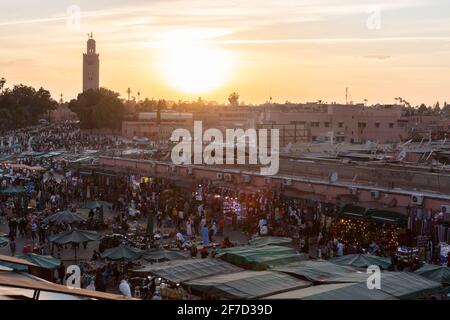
left=0, top=122, right=449, bottom=300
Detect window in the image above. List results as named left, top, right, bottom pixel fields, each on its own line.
left=312, top=136, right=317, bottom=141
left=375, top=123, right=380, bottom=128
left=389, top=123, right=394, bottom=128
left=358, top=122, right=367, bottom=128
left=310, top=122, right=319, bottom=127
left=338, top=122, right=344, bottom=128
left=324, top=122, right=330, bottom=128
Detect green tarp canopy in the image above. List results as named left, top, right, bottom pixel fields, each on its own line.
left=263, top=282, right=397, bottom=300
left=35, top=151, right=63, bottom=159
left=264, top=272, right=440, bottom=300
left=374, top=272, right=441, bottom=299
left=101, top=245, right=143, bottom=261
left=0, top=261, right=28, bottom=271
left=217, top=245, right=307, bottom=271
left=248, top=237, right=293, bottom=248
left=414, top=263, right=450, bottom=284
left=0, top=237, right=8, bottom=248
left=365, top=208, right=407, bottom=225
left=330, top=254, right=392, bottom=269
left=340, top=204, right=366, bottom=220
left=42, top=210, right=86, bottom=224
left=16, top=253, right=60, bottom=270
left=0, top=186, right=26, bottom=195
left=0, top=253, right=60, bottom=271
left=272, top=260, right=368, bottom=284
left=49, top=229, right=102, bottom=244
left=132, top=259, right=242, bottom=283
left=185, top=270, right=311, bottom=299
left=142, top=249, right=189, bottom=263
left=339, top=204, right=407, bottom=225
left=17, top=151, right=45, bottom=158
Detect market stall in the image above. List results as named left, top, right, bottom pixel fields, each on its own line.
left=263, top=271, right=440, bottom=300
left=272, top=260, right=367, bottom=284
left=42, top=210, right=86, bottom=225
left=142, top=249, right=189, bottom=263
left=414, top=263, right=450, bottom=285
left=329, top=253, right=392, bottom=269
left=184, top=270, right=311, bottom=299
left=248, top=237, right=294, bottom=248
left=131, top=259, right=242, bottom=284
left=100, top=244, right=144, bottom=262
left=216, top=245, right=307, bottom=271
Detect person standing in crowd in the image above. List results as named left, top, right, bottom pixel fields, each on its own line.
left=57, top=262, right=66, bottom=284
left=119, top=277, right=132, bottom=298
left=94, top=267, right=106, bottom=292
left=9, top=237, right=16, bottom=256
left=336, top=240, right=345, bottom=257
left=201, top=224, right=210, bottom=245
left=31, top=221, right=37, bottom=242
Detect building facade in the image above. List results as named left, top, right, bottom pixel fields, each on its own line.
left=261, top=103, right=409, bottom=144
left=122, top=112, right=193, bottom=141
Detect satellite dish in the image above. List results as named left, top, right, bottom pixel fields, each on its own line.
left=284, top=142, right=293, bottom=153
left=330, top=172, right=338, bottom=183
left=398, top=150, right=407, bottom=161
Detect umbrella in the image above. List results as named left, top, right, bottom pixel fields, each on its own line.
left=83, top=201, right=113, bottom=210
left=142, top=249, right=190, bottom=263
left=329, top=254, right=392, bottom=269
left=0, top=186, right=26, bottom=195
left=49, top=229, right=102, bottom=262
left=0, top=237, right=8, bottom=248
left=16, top=253, right=60, bottom=270
left=414, top=263, right=450, bottom=284
left=49, top=229, right=102, bottom=244
left=42, top=210, right=86, bottom=224
left=101, top=245, right=143, bottom=261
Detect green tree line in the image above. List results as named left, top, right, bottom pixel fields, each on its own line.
left=68, top=88, right=125, bottom=129
left=0, top=84, right=57, bottom=132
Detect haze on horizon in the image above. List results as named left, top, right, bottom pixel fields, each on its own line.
left=1, top=0, right=450, bottom=106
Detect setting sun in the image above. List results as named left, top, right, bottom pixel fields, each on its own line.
left=160, top=46, right=234, bottom=95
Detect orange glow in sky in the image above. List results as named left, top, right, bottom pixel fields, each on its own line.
left=1, top=0, right=450, bottom=105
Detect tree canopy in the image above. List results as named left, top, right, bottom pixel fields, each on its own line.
left=69, top=88, right=125, bottom=129
left=0, top=84, right=57, bottom=132
left=228, top=92, right=240, bottom=107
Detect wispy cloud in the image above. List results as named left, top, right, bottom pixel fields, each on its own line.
left=363, top=55, right=391, bottom=60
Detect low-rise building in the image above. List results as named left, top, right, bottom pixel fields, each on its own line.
left=122, top=111, right=193, bottom=141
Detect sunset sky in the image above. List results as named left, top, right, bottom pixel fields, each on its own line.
left=1, top=0, right=450, bottom=106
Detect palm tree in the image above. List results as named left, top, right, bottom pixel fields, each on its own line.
left=228, top=92, right=239, bottom=107
left=0, top=77, right=5, bottom=93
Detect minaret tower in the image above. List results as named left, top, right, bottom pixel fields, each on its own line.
left=83, top=33, right=100, bottom=92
